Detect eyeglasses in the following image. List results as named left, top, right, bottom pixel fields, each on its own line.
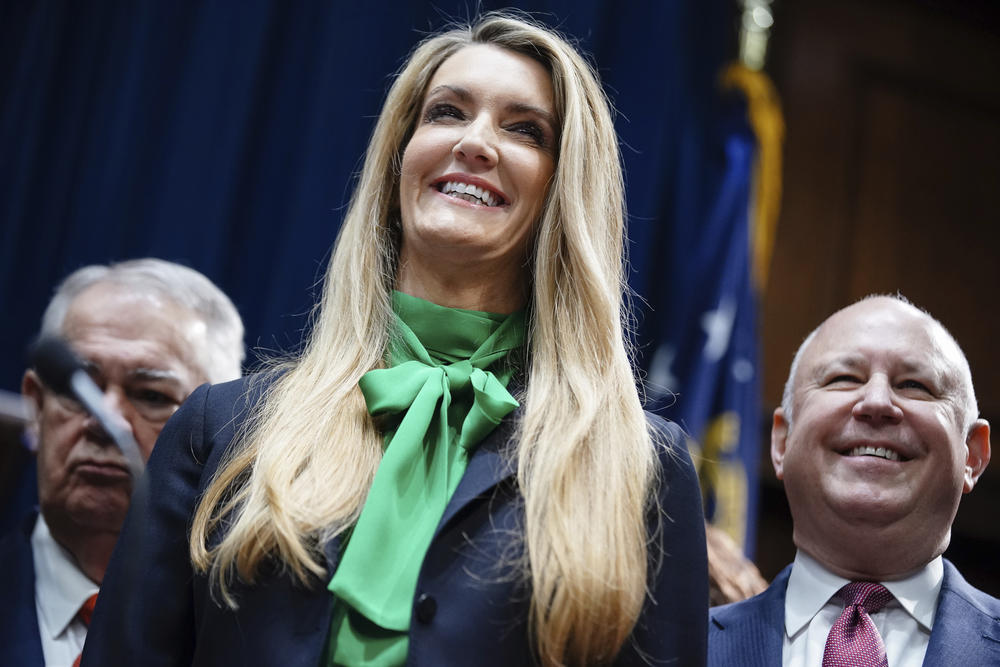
left=43, top=381, right=182, bottom=426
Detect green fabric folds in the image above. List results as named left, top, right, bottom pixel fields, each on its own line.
left=325, top=291, right=525, bottom=666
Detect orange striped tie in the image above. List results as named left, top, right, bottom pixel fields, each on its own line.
left=71, top=593, right=99, bottom=667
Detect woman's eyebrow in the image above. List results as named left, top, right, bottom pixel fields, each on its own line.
left=425, top=84, right=471, bottom=101
left=506, top=101, right=556, bottom=128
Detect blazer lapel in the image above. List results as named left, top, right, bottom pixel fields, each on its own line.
left=322, top=533, right=343, bottom=576
left=923, top=560, right=1000, bottom=664
left=435, top=406, right=519, bottom=537
left=0, top=514, right=44, bottom=666
left=323, top=393, right=521, bottom=571
left=710, top=565, right=789, bottom=666
left=319, top=406, right=518, bottom=570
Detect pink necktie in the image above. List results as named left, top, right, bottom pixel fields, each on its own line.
left=71, top=593, right=98, bottom=667
left=822, top=581, right=893, bottom=667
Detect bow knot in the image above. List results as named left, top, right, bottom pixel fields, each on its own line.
left=327, top=292, right=525, bottom=663
left=360, top=357, right=517, bottom=452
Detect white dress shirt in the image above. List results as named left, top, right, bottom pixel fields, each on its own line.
left=782, top=550, right=942, bottom=667
left=30, top=515, right=100, bottom=667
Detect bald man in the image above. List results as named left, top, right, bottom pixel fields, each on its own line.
left=709, top=295, right=999, bottom=666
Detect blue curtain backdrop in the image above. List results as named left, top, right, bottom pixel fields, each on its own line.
left=0, top=0, right=760, bottom=549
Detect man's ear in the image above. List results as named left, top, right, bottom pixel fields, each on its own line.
left=963, top=419, right=991, bottom=493
left=21, top=369, right=43, bottom=450
left=21, top=369, right=44, bottom=415
left=771, top=408, right=789, bottom=481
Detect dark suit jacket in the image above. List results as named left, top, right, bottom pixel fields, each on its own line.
left=0, top=513, right=45, bottom=666
left=708, top=559, right=1000, bottom=666
left=83, top=374, right=708, bottom=666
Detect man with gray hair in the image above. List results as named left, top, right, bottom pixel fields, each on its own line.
left=709, top=295, right=998, bottom=665
left=0, top=258, right=244, bottom=666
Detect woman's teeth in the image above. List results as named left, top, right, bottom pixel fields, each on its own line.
left=439, top=181, right=501, bottom=207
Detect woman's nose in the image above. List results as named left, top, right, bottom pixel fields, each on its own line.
left=453, top=116, right=498, bottom=167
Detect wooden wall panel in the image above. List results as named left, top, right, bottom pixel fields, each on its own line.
left=755, top=0, right=1000, bottom=594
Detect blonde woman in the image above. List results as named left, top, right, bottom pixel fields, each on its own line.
left=84, top=12, right=708, bottom=667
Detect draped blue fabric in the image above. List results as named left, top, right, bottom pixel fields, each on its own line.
left=642, top=88, right=762, bottom=556
left=0, top=1, right=751, bottom=539
left=0, top=0, right=729, bottom=389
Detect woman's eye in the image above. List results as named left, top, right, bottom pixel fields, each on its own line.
left=425, top=103, right=464, bottom=122
left=507, top=122, right=546, bottom=146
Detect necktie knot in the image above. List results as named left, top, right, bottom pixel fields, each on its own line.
left=837, top=581, right=893, bottom=615
left=72, top=593, right=99, bottom=667
left=823, top=582, right=892, bottom=667
left=77, top=592, right=98, bottom=627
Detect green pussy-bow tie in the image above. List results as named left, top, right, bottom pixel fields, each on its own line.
left=326, top=291, right=525, bottom=663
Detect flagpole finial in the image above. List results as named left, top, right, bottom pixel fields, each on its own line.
left=739, top=0, right=775, bottom=71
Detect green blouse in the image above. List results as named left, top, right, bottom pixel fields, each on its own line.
left=324, top=291, right=526, bottom=666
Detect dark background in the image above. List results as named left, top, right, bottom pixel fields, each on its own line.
left=0, top=0, right=729, bottom=386
left=1, top=0, right=997, bottom=595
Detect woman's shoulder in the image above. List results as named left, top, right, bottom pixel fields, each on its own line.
left=627, top=411, right=708, bottom=665
left=153, top=371, right=277, bottom=471
left=642, top=410, right=702, bottom=511
left=643, top=411, right=692, bottom=471
left=643, top=411, right=686, bottom=448
left=200, top=370, right=275, bottom=414
left=179, top=371, right=276, bottom=432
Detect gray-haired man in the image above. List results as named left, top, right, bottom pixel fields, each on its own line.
left=1, top=259, right=244, bottom=666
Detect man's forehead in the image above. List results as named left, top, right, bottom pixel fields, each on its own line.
left=810, top=350, right=936, bottom=375
left=61, top=282, right=209, bottom=383
left=798, top=299, right=966, bottom=384
left=64, top=282, right=170, bottom=332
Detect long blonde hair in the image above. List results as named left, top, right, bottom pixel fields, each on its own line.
left=190, top=12, right=658, bottom=665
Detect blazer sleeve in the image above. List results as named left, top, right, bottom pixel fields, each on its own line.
left=81, top=380, right=240, bottom=667
left=619, top=416, right=708, bottom=666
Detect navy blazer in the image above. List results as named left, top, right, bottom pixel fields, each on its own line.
left=708, top=560, right=1000, bottom=666
left=83, top=375, right=708, bottom=666
left=0, top=514, right=45, bottom=666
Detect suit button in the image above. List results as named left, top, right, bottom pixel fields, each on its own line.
left=415, top=593, right=437, bottom=624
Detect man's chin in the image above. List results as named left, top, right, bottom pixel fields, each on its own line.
left=65, top=492, right=132, bottom=532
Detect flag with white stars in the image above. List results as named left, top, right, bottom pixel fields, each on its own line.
left=639, top=77, right=765, bottom=557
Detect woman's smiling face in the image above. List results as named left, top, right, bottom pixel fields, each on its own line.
left=397, top=44, right=557, bottom=293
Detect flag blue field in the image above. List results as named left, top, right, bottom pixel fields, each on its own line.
left=642, top=87, right=763, bottom=556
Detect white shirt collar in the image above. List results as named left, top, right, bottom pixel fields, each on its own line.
left=784, top=550, right=942, bottom=639
left=882, top=557, right=942, bottom=631
left=31, top=514, right=100, bottom=640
